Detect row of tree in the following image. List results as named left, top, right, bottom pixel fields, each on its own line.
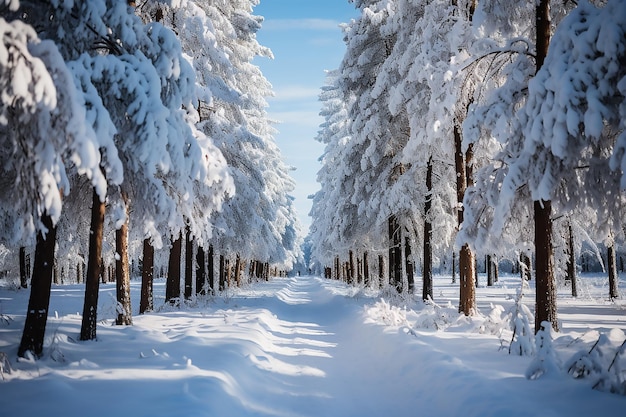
left=0, top=0, right=301, bottom=358
left=310, top=0, right=626, bottom=332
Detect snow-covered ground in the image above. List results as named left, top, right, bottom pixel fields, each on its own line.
left=1, top=273, right=625, bottom=416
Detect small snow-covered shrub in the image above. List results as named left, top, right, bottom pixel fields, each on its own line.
left=508, top=275, right=535, bottom=356
left=526, top=321, right=561, bottom=380
left=566, top=331, right=626, bottom=395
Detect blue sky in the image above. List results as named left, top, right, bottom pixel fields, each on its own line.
left=252, top=1, right=358, bottom=235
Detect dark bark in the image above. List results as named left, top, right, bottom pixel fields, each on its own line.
left=388, top=215, right=402, bottom=292
left=219, top=254, right=225, bottom=291
left=452, top=251, right=457, bottom=284
left=348, top=250, right=355, bottom=285
left=487, top=255, right=494, bottom=287
left=363, top=252, right=369, bottom=286
left=423, top=157, right=433, bottom=301
left=115, top=201, right=132, bottom=325
left=139, top=238, right=154, bottom=314
left=608, top=241, right=619, bottom=299
left=184, top=228, right=193, bottom=299
left=567, top=221, right=577, bottom=298
left=225, top=258, right=231, bottom=287
left=18, top=213, right=57, bottom=357
left=455, top=126, right=476, bottom=315
left=533, top=0, right=558, bottom=333
left=80, top=188, right=106, bottom=341
left=166, top=233, right=182, bottom=304
left=520, top=252, right=532, bottom=281
left=196, top=246, right=206, bottom=295
left=234, top=254, right=241, bottom=287
left=458, top=244, right=476, bottom=315
left=378, top=255, right=384, bottom=289
left=405, top=237, right=415, bottom=293
left=534, top=201, right=558, bottom=333
left=207, top=245, right=214, bottom=294
left=19, top=247, right=28, bottom=288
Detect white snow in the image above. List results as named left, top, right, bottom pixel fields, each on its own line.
left=1, top=273, right=625, bottom=416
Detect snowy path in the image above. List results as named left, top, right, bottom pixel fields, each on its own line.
left=1, top=276, right=625, bottom=416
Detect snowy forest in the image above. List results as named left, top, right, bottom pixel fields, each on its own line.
left=311, top=0, right=626, bottom=332
left=1, top=0, right=626, bottom=413
left=0, top=0, right=302, bottom=357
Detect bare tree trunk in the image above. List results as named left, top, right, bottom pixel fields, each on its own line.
left=378, top=255, right=384, bottom=289
left=19, top=247, right=28, bottom=288
left=608, top=240, right=619, bottom=299
left=423, top=156, right=433, bottom=301
left=235, top=254, right=242, bottom=287
left=184, top=228, right=193, bottom=299
left=139, top=238, right=154, bottom=313
left=166, top=233, right=182, bottom=304
left=348, top=250, right=355, bottom=285
left=18, top=213, right=57, bottom=357
left=567, top=221, right=577, bottom=298
left=533, top=0, right=558, bottom=333
left=405, top=236, right=415, bottom=293
left=363, top=251, right=370, bottom=286
left=388, top=215, right=403, bottom=292
left=80, top=188, right=105, bottom=341
left=115, top=197, right=132, bottom=325
left=219, top=254, right=226, bottom=291
left=458, top=244, right=476, bottom=315
left=452, top=251, right=457, bottom=284
left=196, top=246, right=206, bottom=295
left=455, top=125, right=476, bottom=315
left=534, top=200, right=557, bottom=332
left=207, top=245, right=214, bottom=294
left=487, top=255, right=494, bottom=287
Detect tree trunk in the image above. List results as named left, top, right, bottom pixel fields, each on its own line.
left=423, top=156, right=433, bottom=301
left=458, top=244, right=476, bottom=315
left=452, top=251, right=457, bottom=284
left=363, top=251, right=369, bottom=287
left=520, top=252, right=532, bottom=281
left=184, top=228, right=193, bottom=299
left=455, top=126, right=476, bottom=315
left=80, top=188, right=106, bottom=341
left=166, top=233, right=182, bottom=304
left=225, top=258, right=231, bottom=288
left=533, top=0, right=558, bottom=333
left=534, top=201, right=557, bottom=332
left=405, top=236, right=415, bottom=293
left=493, top=256, right=498, bottom=282
left=487, top=255, right=494, bottom=287
left=207, top=245, right=214, bottom=294
left=219, top=254, right=226, bottom=291
left=235, top=254, right=242, bottom=287
left=567, top=221, right=577, bottom=298
left=378, top=255, right=384, bottom=289
left=388, top=215, right=402, bottom=292
left=608, top=240, right=619, bottom=299
left=115, top=199, right=132, bottom=325
left=139, top=238, right=154, bottom=314
left=196, top=246, right=206, bottom=295
left=348, top=250, right=355, bottom=285
left=19, top=247, right=28, bottom=288
left=18, top=213, right=57, bottom=357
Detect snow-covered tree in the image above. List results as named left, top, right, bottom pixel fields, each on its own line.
left=462, top=0, right=626, bottom=330
left=0, top=0, right=122, bottom=356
